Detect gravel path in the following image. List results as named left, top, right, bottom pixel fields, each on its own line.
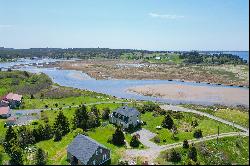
left=124, top=104, right=249, bottom=163
left=124, top=132, right=248, bottom=162
left=160, top=105, right=249, bottom=134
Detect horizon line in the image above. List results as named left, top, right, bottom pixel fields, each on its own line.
left=0, top=46, right=249, bottom=52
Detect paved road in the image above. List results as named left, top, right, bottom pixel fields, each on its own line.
left=124, top=131, right=248, bottom=162
left=160, top=105, right=249, bottom=134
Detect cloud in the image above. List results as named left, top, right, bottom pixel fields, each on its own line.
left=0, top=25, right=12, bottom=28
left=149, top=13, right=184, bottom=19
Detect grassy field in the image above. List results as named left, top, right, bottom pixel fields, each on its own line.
left=182, top=104, right=249, bottom=128
left=121, top=52, right=182, bottom=64
left=0, top=70, right=52, bottom=97
left=141, top=112, right=237, bottom=145
left=156, top=136, right=249, bottom=165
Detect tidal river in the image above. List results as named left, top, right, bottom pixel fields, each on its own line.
left=0, top=58, right=249, bottom=107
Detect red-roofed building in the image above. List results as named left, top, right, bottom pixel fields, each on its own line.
left=3, top=93, right=22, bottom=108
left=0, top=106, right=11, bottom=118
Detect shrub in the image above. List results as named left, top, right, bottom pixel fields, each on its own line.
left=72, top=128, right=84, bottom=137
left=162, top=114, right=174, bottom=129
left=130, top=135, right=140, bottom=147
left=193, top=129, right=203, bottom=138
left=153, top=136, right=161, bottom=143
left=54, top=130, right=62, bottom=142
left=188, top=145, right=197, bottom=162
left=102, top=107, right=111, bottom=120
left=191, top=120, right=199, bottom=128
left=168, top=149, right=182, bottom=162
left=112, top=127, right=125, bottom=146
left=183, top=139, right=189, bottom=149
left=118, top=159, right=129, bottom=165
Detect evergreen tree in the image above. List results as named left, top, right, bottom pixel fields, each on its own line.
left=91, top=105, right=101, bottom=127
left=73, top=105, right=89, bottom=130
left=162, top=114, right=174, bottom=129
left=17, top=126, right=35, bottom=149
left=130, top=135, right=140, bottom=147
left=54, top=111, right=70, bottom=136
left=102, top=107, right=111, bottom=120
left=87, top=112, right=97, bottom=129
left=183, top=139, right=189, bottom=149
left=193, top=129, right=203, bottom=138
left=43, top=123, right=54, bottom=140
left=9, top=140, right=23, bottom=165
left=54, top=129, right=62, bottom=142
left=112, top=127, right=125, bottom=146
left=188, top=145, right=197, bottom=162
left=169, top=149, right=182, bottom=162
left=35, top=148, right=47, bottom=165
left=3, top=126, right=17, bottom=154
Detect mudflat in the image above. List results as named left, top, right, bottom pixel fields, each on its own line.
left=128, top=84, right=249, bottom=107
left=44, top=60, right=249, bottom=86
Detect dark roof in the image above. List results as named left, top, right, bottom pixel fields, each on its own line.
left=67, top=134, right=109, bottom=164
left=114, top=106, right=140, bottom=117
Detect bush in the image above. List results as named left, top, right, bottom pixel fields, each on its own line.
left=188, top=145, right=197, bottom=162
left=191, top=120, right=199, bottom=128
left=193, top=129, right=203, bottom=138
left=118, top=159, right=129, bottom=165
left=112, top=127, right=125, bottom=146
left=153, top=136, right=161, bottom=143
left=72, top=128, right=84, bottom=137
left=102, top=107, right=111, bottom=120
left=183, top=139, right=189, bottom=149
left=130, top=135, right=140, bottom=148
left=162, top=114, right=174, bottom=129
left=54, top=130, right=62, bottom=142
left=168, top=149, right=182, bottom=162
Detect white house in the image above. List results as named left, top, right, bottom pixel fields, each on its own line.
left=109, top=106, right=140, bottom=129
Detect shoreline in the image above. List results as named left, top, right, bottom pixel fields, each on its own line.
left=41, top=60, right=249, bottom=87
left=127, top=83, right=249, bottom=107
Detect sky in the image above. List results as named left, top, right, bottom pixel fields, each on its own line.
left=0, top=0, right=249, bottom=51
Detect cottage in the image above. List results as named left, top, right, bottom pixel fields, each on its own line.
left=0, top=106, right=11, bottom=118
left=109, top=106, right=141, bottom=129
left=67, top=134, right=111, bottom=165
left=4, top=93, right=22, bottom=108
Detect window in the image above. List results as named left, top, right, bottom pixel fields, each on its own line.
left=103, top=154, right=107, bottom=161
left=100, top=149, right=102, bottom=153
left=93, top=160, right=96, bottom=165
left=96, top=150, right=98, bottom=155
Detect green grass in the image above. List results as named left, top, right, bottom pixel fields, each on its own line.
left=156, top=136, right=249, bottom=165
left=35, top=124, right=132, bottom=165
left=182, top=104, right=249, bottom=128
left=141, top=112, right=237, bottom=145
left=214, top=109, right=249, bottom=128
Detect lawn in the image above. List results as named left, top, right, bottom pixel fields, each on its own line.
left=156, top=135, right=249, bottom=165
left=35, top=124, right=133, bottom=165
left=141, top=112, right=237, bottom=145
left=182, top=104, right=249, bottom=128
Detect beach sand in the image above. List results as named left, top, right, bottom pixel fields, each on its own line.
left=128, top=84, right=249, bottom=107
